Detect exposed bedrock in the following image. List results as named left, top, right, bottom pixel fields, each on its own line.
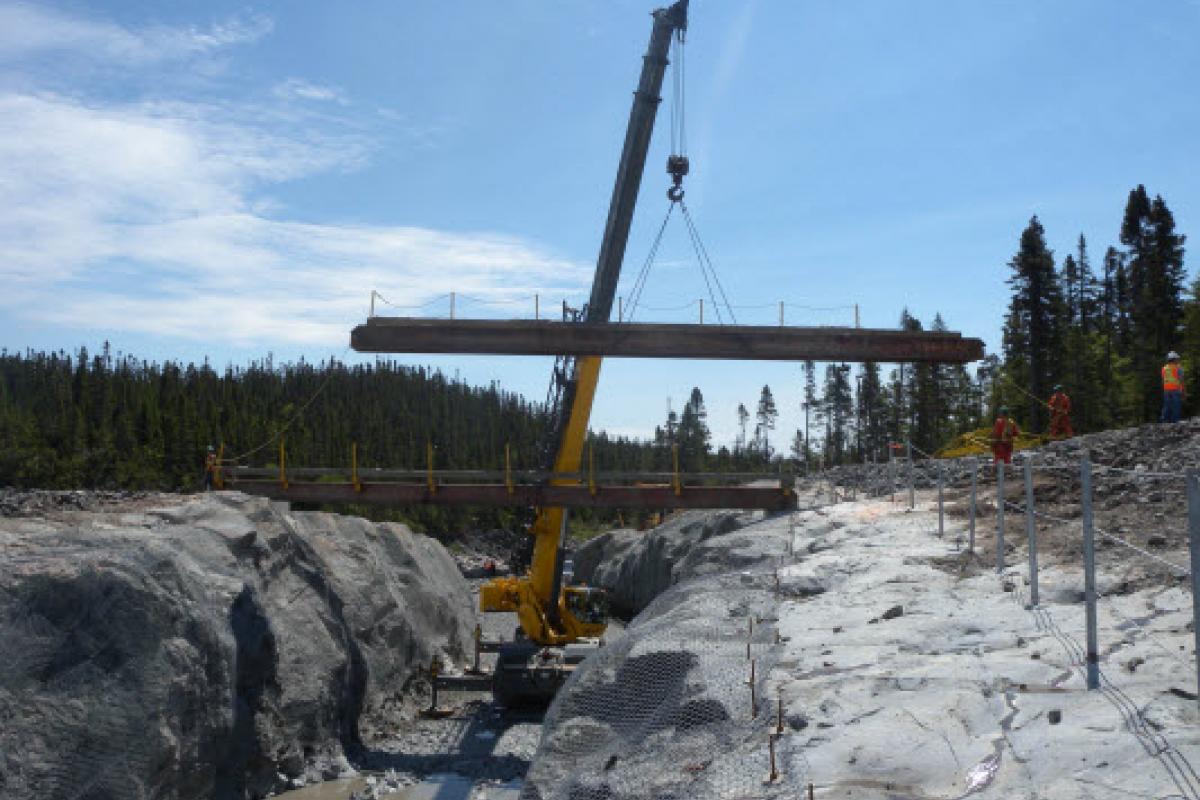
left=0, top=492, right=474, bottom=800
left=571, top=509, right=776, bottom=618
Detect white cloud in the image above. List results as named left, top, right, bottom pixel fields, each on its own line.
left=0, top=5, right=587, bottom=348
left=0, top=92, right=588, bottom=347
left=273, top=78, right=346, bottom=104
left=0, top=2, right=271, bottom=63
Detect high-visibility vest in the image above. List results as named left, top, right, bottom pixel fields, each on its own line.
left=1163, top=363, right=1184, bottom=391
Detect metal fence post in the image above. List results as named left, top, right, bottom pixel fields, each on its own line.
left=996, top=462, right=1006, bottom=573
left=1187, top=470, right=1200, bottom=709
left=1023, top=457, right=1039, bottom=607
left=1081, top=453, right=1099, bottom=690
left=968, top=459, right=978, bottom=554
left=937, top=463, right=944, bottom=537
left=907, top=440, right=915, bottom=510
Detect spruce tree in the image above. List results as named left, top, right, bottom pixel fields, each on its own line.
left=755, top=385, right=778, bottom=459
left=1004, top=216, right=1065, bottom=431
left=1121, top=186, right=1187, bottom=420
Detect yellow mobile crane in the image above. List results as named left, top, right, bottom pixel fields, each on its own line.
left=480, top=0, right=690, bottom=705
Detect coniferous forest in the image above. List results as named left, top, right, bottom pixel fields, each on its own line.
left=0, top=185, right=1188, bottom=528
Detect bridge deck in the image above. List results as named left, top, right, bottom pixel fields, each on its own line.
left=351, top=318, right=985, bottom=363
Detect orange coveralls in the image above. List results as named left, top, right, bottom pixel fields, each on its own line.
left=1048, top=391, right=1073, bottom=438
left=991, top=416, right=1019, bottom=464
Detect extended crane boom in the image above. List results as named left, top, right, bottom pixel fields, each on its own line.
left=480, top=0, right=689, bottom=704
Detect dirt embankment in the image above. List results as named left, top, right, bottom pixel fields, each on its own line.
left=0, top=491, right=476, bottom=800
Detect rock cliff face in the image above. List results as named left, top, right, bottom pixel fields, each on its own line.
left=0, top=492, right=474, bottom=800
left=571, top=510, right=763, bottom=618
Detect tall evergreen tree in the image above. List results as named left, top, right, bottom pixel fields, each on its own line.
left=676, top=387, right=711, bottom=471
left=1003, top=216, right=1065, bottom=431
left=755, top=385, right=778, bottom=459
left=1121, top=186, right=1187, bottom=421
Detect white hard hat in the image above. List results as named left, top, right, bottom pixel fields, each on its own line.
left=1168, top=351, right=1181, bottom=361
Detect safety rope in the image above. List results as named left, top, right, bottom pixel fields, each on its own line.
left=222, top=346, right=351, bottom=464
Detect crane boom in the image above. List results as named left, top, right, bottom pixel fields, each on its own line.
left=480, top=2, right=689, bottom=655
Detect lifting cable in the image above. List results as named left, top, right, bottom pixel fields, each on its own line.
left=626, top=29, right=737, bottom=326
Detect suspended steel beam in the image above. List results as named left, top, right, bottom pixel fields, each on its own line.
left=228, top=480, right=796, bottom=511
left=351, top=318, right=984, bottom=363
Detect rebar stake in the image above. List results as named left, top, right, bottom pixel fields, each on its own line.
left=749, top=659, right=758, bottom=717
left=766, top=734, right=779, bottom=783
left=776, top=692, right=785, bottom=735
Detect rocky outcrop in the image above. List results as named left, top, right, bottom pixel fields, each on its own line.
left=0, top=492, right=475, bottom=800
left=571, top=510, right=765, bottom=619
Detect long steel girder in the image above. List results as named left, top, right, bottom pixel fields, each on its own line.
left=227, top=480, right=796, bottom=511
left=351, top=318, right=985, bottom=363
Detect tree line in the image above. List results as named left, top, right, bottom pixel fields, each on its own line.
left=999, top=184, right=1188, bottom=432
left=3, top=183, right=1185, bottom=520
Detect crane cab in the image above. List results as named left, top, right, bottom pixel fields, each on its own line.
left=564, top=585, right=609, bottom=627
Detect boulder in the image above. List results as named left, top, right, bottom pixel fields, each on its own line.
left=0, top=492, right=474, bottom=800
left=571, top=510, right=761, bottom=618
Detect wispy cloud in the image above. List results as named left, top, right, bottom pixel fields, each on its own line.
left=0, top=92, right=586, bottom=345
left=0, top=2, right=271, bottom=63
left=0, top=5, right=587, bottom=347
left=273, top=78, right=346, bottom=105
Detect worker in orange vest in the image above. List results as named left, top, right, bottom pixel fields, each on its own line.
left=203, top=445, right=218, bottom=491
left=991, top=406, right=1020, bottom=465
left=1048, top=385, right=1073, bottom=438
left=1162, top=351, right=1185, bottom=423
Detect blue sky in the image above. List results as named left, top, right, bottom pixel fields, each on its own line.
left=1, top=1, right=1197, bottom=450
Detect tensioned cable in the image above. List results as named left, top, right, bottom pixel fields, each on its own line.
left=373, top=292, right=449, bottom=312
left=625, top=202, right=676, bottom=322
left=680, top=201, right=737, bottom=324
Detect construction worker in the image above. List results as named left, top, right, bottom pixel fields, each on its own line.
left=1162, top=351, right=1185, bottom=423
left=1048, top=385, right=1073, bottom=438
left=203, top=445, right=217, bottom=491
left=991, top=406, right=1020, bottom=465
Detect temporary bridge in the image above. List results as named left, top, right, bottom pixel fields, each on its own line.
left=222, top=315, right=982, bottom=512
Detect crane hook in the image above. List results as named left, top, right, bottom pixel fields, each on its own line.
left=666, top=154, right=689, bottom=203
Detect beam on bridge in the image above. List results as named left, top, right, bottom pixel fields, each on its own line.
left=228, top=480, right=796, bottom=512
left=351, top=318, right=985, bottom=363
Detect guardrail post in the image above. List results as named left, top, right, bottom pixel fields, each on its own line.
left=426, top=441, right=437, bottom=495
left=906, top=440, right=915, bottom=510
left=505, top=443, right=514, bottom=496
left=1081, top=453, right=1099, bottom=690
left=279, top=438, right=288, bottom=490
left=937, top=462, right=944, bottom=537
left=352, top=441, right=362, bottom=492
left=996, top=461, right=1005, bottom=573
left=1187, top=470, right=1200, bottom=709
left=671, top=444, right=682, bottom=497
left=1024, top=456, right=1039, bottom=607
left=968, top=459, right=978, bottom=554
left=588, top=443, right=598, bottom=497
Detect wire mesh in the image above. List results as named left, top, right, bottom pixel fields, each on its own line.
left=522, top=566, right=807, bottom=800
